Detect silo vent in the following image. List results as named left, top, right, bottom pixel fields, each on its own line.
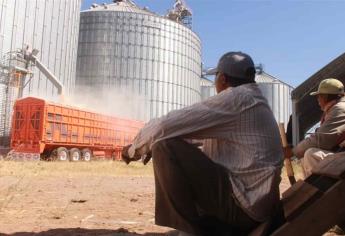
left=255, top=64, right=264, bottom=74
left=167, top=0, right=192, bottom=29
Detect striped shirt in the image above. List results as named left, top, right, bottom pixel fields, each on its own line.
left=129, top=83, right=283, bottom=221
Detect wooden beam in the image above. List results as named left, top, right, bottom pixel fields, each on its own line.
left=271, top=180, right=345, bottom=236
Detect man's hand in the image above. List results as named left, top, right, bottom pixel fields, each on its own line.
left=121, top=144, right=153, bottom=165
left=142, top=151, right=152, bottom=165
left=121, top=144, right=140, bottom=164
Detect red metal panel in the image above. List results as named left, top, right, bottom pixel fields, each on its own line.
left=10, top=97, right=46, bottom=153
left=11, top=97, right=144, bottom=157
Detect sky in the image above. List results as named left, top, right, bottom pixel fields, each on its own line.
left=81, top=0, right=345, bottom=87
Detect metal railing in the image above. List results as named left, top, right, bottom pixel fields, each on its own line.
left=0, top=51, right=30, bottom=146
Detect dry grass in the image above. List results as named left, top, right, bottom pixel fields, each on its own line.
left=0, top=160, right=154, bottom=177
left=0, top=159, right=305, bottom=179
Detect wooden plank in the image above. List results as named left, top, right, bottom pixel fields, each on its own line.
left=271, top=180, right=345, bottom=236
left=278, top=123, right=296, bottom=185
left=281, top=181, right=321, bottom=220
left=281, top=180, right=304, bottom=199
left=306, top=175, right=338, bottom=193
left=312, top=154, right=345, bottom=179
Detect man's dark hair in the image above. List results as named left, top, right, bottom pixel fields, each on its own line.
left=223, top=67, right=256, bottom=87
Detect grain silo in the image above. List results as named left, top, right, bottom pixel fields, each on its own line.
left=0, top=0, right=82, bottom=145
left=256, top=70, right=293, bottom=126
left=76, top=0, right=202, bottom=121
left=200, top=77, right=215, bottom=101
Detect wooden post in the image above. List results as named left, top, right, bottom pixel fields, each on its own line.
left=279, top=123, right=296, bottom=185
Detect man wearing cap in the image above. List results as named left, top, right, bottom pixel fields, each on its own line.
left=293, top=78, right=345, bottom=177
left=122, top=52, right=283, bottom=236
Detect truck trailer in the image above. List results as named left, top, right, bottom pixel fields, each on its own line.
left=10, top=97, right=144, bottom=161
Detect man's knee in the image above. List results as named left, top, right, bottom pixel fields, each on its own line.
left=302, top=148, right=330, bottom=177
left=152, top=138, right=199, bottom=167
left=152, top=138, right=183, bottom=164
left=304, top=148, right=321, bottom=160
left=152, top=139, right=179, bottom=155
left=302, top=148, right=322, bottom=168
left=304, top=147, right=332, bottom=162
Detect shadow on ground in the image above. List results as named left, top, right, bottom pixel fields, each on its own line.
left=0, top=228, right=168, bottom=236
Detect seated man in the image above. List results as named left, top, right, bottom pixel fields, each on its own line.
left=293, top=78, right=345, bottom=177
left=122, top=52, right=283, bottom=236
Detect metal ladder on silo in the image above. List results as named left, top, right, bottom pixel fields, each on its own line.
left=0, top=51, right=31, bottom=147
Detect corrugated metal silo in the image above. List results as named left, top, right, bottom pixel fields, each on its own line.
left=0, top=0, right=82, bottom=145
left=0, top=0, right=82, bottom=98
left=200, top=77, right=215, bottom=100
left=76, top=0, right=202, bottom=121
left=256, top=72, right=293, bottom=126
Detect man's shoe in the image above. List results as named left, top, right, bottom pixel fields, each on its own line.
left=166, top=230, right=196, bottom=236
left=178, top=231, right=195, bottom=236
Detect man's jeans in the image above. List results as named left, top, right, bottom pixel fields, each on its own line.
left=152, top=138, right=259, bottom=236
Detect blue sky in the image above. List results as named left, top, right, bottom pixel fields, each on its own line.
left=81, top=0, right=345, bottom=87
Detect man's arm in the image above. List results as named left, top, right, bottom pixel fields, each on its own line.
left=293, top=106, right=345, bottom=158
left=127, top=89, right=248, bottom=159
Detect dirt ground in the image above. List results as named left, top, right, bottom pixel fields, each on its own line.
left=0, top=160, right=300, bottom=236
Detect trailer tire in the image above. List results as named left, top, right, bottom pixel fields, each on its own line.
left=81, top=149, right=92, bottom=162
left=112, top=151, right=120, bottom=161
left=56, top=147, right=69, bottom=161
left=70, top=148, right=81, bottom=162
left=111, top=152, right=115, bottom=161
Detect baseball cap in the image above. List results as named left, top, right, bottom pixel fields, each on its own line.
left=209, top=51, right=255, bottom=80
left=310, top=78, right=344, bottom=96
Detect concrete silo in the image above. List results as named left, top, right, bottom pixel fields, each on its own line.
left=76, top=0, right=202, bottom=121
left=0, top=0, right=82, bottom=145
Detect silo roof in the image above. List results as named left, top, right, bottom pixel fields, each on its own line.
left=291, top=52, right=345, bottom=134
left=256, top=71, right=293, bottom=88
left=200, top=77, right=213, bottom=86
left=202, top=71, right=293, bottom=87
left=83, top=0, right=155, bottom=15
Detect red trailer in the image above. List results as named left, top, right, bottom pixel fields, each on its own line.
left=10, top=97, right=144, bottom=161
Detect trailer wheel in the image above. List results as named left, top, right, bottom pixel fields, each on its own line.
left=56, top=147, right=69, bottom=161
left=111, top=152, right=115, bottom=161
left=112, top=151, right=120, bottom=161
left=70, top=148, right=81, bottom=162
left=81, top=149, right=92, bottom=162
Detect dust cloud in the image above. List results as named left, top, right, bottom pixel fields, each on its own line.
left=63, top=86, right=149, bottom=122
